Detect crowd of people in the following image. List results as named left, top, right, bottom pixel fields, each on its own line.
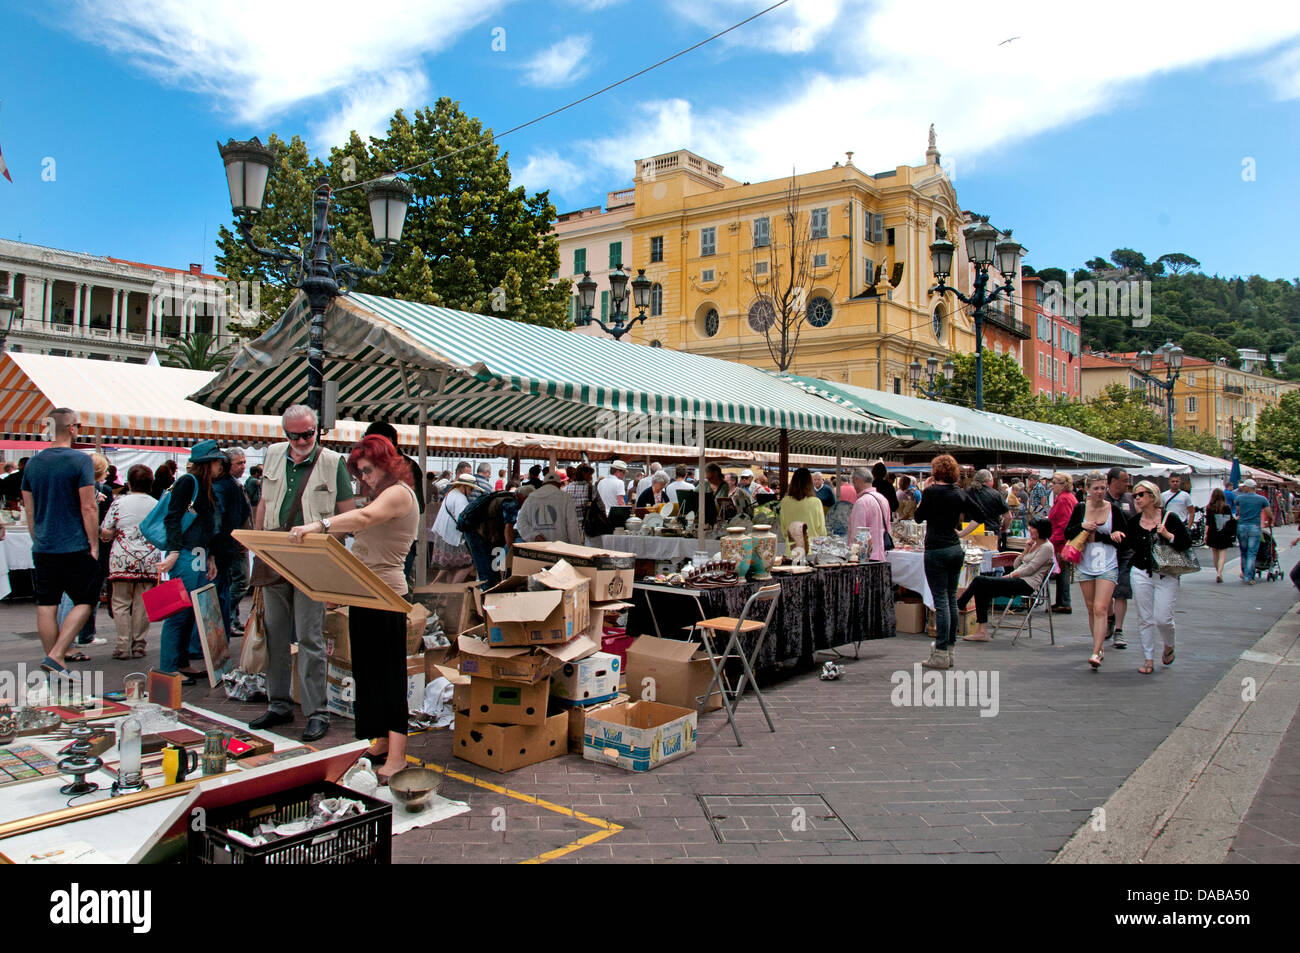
left=8, top=410, right=1299, bottom=780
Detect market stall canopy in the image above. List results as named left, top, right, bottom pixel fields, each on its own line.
left=975, top=412, right=1146, bottom=467
left=190, top=293, right=906, bottom=455
left=1118, top=440, right=1296, bottom=486
left=780, top=375, right=1091, bottom=462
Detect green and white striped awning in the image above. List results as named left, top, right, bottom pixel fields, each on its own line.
left=191, top=293, right=906, bottom=456
left=780, top=375, right=1083, bottom=461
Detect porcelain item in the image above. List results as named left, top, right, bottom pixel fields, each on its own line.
left=749, top=524, right=776, bottom=580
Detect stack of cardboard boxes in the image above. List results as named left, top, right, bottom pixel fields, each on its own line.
left=316, top=603, right=431, bottom=717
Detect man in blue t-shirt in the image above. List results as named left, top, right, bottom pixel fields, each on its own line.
left=1234, top=479, right=1272, bottom=583
left=21, top=408, right=101, bottom=675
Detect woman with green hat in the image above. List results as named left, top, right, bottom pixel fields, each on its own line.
left=157, top=440, right=225, bottom=683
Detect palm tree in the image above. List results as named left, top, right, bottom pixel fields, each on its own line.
left=162, top=333, right=234, bottom=371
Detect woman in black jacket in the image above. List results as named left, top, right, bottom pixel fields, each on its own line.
left=872, top=461, right=899, bottom=514
left=1065, top=471, right=1128, bottom=669
left=157, top=441, right=225, bottom=683
left=1127, top=480, right=1192, bottom=674
left=917, top=454, right=979, bottom=670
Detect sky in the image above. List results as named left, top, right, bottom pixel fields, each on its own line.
left=1, top=0, right=1299, bottom=280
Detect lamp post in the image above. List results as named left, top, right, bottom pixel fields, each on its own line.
left=929, top=220, right=1024, bottom=410
left=1135, top=341, right=1184, bottom=448
left=574, top=265, right=651, bottom=340
left=908, top=353, right=955, bottom=399
left=0, top=295, right=20, bottom=352
left=217, top=137, right=413, bottom=420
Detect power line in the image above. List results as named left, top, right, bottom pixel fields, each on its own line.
left=335, top=0, right=793, bottom=194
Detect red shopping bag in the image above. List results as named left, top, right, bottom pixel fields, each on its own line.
left=143, top=575, right=192, bottom=622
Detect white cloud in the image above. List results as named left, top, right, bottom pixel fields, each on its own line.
left=513, top=151, right=590, bottom=195
left=309, top=70, right=431, bottom=151
left=62, top=0, right=504, bottom=131
left=665, top=0, right=844, bottom=55
left=522, top=35, right=594, bottom=87
left=536, top=0, right=1300, bottom=200
left=1256, top=41, right=1300, bottom=99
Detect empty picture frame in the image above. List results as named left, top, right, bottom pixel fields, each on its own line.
left=233, top=530, right=414, bottom=613
left=192, top=583, right=234, bottom=689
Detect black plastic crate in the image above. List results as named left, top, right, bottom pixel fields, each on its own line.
left=188, top=780, right=392, bottom=864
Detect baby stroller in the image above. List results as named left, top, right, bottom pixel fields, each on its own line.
left=1255, top=529, right=1284, bottom=582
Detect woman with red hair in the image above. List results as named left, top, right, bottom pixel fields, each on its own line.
left=288, top=434, right=418, bottom=783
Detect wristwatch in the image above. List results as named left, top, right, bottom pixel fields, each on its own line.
left=320, top=518, right=332, bottom=533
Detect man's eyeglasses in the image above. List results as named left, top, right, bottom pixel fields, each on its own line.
left=285, top=430, right=315, bottom=442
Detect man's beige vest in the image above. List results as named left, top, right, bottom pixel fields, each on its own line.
left=261, top=443, right=346, bottom=530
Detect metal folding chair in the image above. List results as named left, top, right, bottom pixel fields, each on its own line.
left=991, top=571, right=1055, bottom=646
left=685, top=584, right=781, bottom=746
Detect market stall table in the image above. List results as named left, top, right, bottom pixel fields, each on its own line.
left=886, top=548, right=995, bottom=609
left=628, top=561, right=895, bottom=669
left=594, top=532, right=787, bottom=564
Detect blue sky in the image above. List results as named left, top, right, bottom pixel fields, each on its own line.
left=2, top=0, right=1299, bottom=280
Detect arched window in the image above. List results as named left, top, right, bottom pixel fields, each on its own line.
left=650, top=283, right=663, bottom=317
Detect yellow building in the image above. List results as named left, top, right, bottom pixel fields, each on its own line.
left=554, top=136, right=993, bottom=394
left=1081, top=351, right=1298, bottom=450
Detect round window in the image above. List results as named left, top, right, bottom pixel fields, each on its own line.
left=807, top=296, right=833, bottom=328
left=703, top=308, right=720, bottom=337
left=747, top=300, right=775, bottom=333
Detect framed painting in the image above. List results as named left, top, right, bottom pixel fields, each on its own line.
left=192, top=584, right=234, bottom=689
left=233, top=530, right=414, bottom=613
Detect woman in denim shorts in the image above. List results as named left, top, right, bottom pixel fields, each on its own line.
left=1066, top=472, right=1128, bottom=670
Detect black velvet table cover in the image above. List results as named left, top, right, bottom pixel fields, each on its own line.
left=629, top=562, right=896, bottom=669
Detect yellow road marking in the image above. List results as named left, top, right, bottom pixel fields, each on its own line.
left=408, top=756, right=623, bottom=864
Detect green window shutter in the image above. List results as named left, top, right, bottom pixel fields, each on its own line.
left=601, top=290, right=609, bottom=320
left=609, top=242, right=622, bottom=268
left=574, top=248, right=586, bottom=274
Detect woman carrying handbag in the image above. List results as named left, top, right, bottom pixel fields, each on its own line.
left=156, top=441, right=225, bottom=685
left=1203, top=487, right=1236, bottom=583
left=1065, top=471, right=1127, bottom=670
left=1127, top=480, right=1194, bottom=675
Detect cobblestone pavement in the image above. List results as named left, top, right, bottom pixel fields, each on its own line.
left=2, top=525, right=1296, bottom=864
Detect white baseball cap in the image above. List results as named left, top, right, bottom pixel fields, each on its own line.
left=740, top=470, right=753, bottom=478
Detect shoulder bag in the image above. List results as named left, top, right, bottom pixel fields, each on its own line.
left=250, top=451, right=320, bottom=588
left=138, top=476, right=198, bottom=551
left=1151, top=512, right=1201, bottom=577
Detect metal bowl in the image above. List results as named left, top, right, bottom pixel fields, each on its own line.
left=387, top=767, right=441, bottom=812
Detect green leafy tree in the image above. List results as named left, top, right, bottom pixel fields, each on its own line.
left=1234, top=391, right=1300, bottom=473
left=162, top=333, right=234, bottom=371
left=929, top=349, right=1031, bottom=415
left=1155, top=252, right=1201, bottom=276
left=216, top=99, right=568, bottom=338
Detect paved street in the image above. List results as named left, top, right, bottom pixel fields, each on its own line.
left=2, top=525, right=1296, bottom=864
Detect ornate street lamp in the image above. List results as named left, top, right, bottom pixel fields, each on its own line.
left=579, top=264, right=652, bottom=341
left=1134, top=341, right=1183, bottom=447
left=909, top=353, right=955, bottom=399
left=218, top=138, right=413, bottom=420
left=929, top=220, right=1023, bottom=410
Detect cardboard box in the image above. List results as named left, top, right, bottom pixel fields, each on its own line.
left=550, top=651, right=621, bottom=707
left=895, top=601, right=927, bottom=634
left=958, top=607, right=978, bottom=638
left=623, top=636, right=723, bottom=712
left=434, top=664, right=471, bottom=713
left=424, top=643, right=456, bottom=683
left=467, top=675, right=551, bottom=726
left=412, top=581, right=482, bottom=637
left=457, top=629, right=598, bottom=685
left=405, top=603, right=430, bottom=656
left=512, top=541, right=636, bottom=603
left=327, top=655, right=425, bottom=720
left=563, top=694, right=629, bottom=753
left=481, top=562, right=590, bottom=647
left=582, top=700, right=698, bottom=772
left=453, top=710, right=567, bottom=773
left=324, top=608, right=350, bottom=664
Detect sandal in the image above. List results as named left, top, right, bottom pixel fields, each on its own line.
left=65, top=651, right=91, bottom=663
left=360, top=746, right=389, bottom=762
left=111, top=651, right=129, bottom=660
left=132, top=650, right=147, bottom=659
left=1089, top=653, right=1102, bottom=669
left=1139, top=660, right=1154, bottom=675
left=1162, top=646, right=1175, bottom=665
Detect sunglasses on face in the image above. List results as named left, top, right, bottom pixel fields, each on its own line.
left=285, top=430, right=315, bottom=441
left=1134, top=490, right=1151, bottom=498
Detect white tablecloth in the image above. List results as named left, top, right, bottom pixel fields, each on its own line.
left=1, top=528, right=33, bottom=572
left=887, top=548, right=994, bottom=609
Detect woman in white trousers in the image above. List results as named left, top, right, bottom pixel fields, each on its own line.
left=1127, top=480, right=1193, bottom=675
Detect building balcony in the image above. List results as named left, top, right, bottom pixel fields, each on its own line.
left=1224, top=384, right=1244, bottom=395
left=982, top=307, right=1030, bottom=340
